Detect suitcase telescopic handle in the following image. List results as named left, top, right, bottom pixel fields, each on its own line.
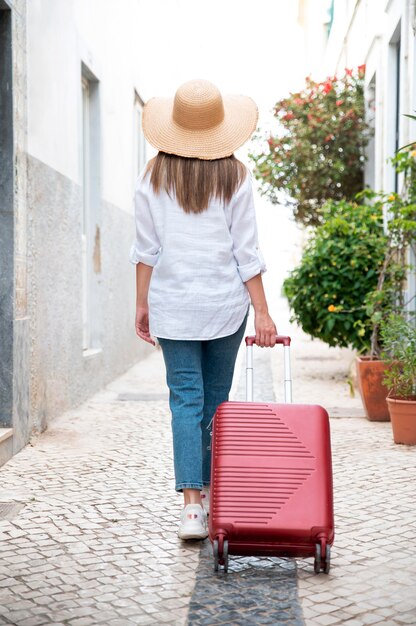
left=244, top=335, right=293, bottom=404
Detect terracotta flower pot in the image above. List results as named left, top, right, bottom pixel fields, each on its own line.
left=387, top=396, right=416, bottom=445
left=356, top=356, right=390, bottom=421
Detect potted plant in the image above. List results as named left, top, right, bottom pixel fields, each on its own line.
left=352, top=190, right=393, bottom=421
left=380, top=313, right=416, bottom=444
left=356, top=149, right=416, bottom=419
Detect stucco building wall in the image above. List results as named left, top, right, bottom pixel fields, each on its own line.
left=1, top=0, right=152, bottom=464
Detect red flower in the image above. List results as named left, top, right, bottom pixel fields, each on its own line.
left=324, top=134, right=334, bottom=142
left=294, top=98, right=304, bottom=105
left=358, top=64, right=366, bottom=75
left=283, top=111, right=294, bottom=120
left=323, top=81, right=332, bottom=94
left=336, top=100, right=344, bottom=106
left=345, top=68, right=353, bottom=76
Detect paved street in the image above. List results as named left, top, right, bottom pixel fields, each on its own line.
left=1, top=306, right=416, bottom=626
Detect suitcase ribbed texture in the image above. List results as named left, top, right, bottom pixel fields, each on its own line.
left=214, top=403, right=315, bottom=458
left=213, top=467, right=314, bottom=525
left=213, top=402, right=316, bottom=526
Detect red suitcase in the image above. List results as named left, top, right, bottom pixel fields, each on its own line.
left=209, top=335, right=334, bottom=574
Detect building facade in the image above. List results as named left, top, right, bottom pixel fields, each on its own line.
left=298, top=0, right=416, bottom=312
left=0, top=0, right=152, bottom=464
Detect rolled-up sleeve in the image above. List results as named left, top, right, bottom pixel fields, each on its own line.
left=129, top=178, right=161, bottom=267
left=230, top=173, right=267, bottom=283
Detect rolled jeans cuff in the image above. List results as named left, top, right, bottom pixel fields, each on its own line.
left=175, top=482, right=203, bottom=493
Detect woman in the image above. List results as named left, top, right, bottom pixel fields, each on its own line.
left=130, top=79, right=277, bottom=540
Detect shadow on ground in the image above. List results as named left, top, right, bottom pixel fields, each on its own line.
left=187, top=540, right=304, bottom=626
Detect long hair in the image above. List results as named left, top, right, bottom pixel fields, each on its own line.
left=144, top=152, right=247, bottom=213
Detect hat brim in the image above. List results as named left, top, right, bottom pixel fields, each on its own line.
left=142, top=94, right=258, bottom=160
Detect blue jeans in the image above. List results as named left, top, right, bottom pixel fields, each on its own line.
left=158, top=314, right=248, bottom=492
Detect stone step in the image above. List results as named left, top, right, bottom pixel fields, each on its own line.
left=0, top=428, right=13, bottom=444
left=0, top=428, right=13, bottom=466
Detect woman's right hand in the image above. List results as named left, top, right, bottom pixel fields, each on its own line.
left=135, top=305, right=155, bottom=345
left=254, top=310, right=277, bottom=347
left=244, top=274, right=277, bottom=347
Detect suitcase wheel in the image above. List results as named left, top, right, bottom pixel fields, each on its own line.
left=213, top=539, right=219, bottom=572
left=323, top=544, right=331, bottom=574
left=314, top=543, right=321, bottom=574
left=213, top=538, right=229, bottom=573
left=223, top=539, right=229, bottom=573
left=314, top=541, right=331, bottom=574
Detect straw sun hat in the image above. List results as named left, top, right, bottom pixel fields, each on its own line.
left=142, top=79, right=258, bottom=160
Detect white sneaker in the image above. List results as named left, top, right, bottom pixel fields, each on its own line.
left=178, top=504, right=208, bottom=540
left=201, top=486, right=210, bottom=516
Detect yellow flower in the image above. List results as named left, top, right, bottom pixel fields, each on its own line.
left=388, top=194, right=395, bottom=201
left=410, top=150, right=416, bottom=158
left=328, top=304, right=336, bottom=312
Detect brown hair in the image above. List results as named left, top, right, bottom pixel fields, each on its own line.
left=144, top=152, right=247, bottom=213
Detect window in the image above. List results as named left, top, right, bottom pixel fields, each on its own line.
left=386, top=22, right=401, bottom=193
left=81, top=65, right=101, bottom=353
left=325, top=0, right=334, bottom=37
left=81, top=77, right=90, bottom=350
left=393, top=38, right=401, bottom=192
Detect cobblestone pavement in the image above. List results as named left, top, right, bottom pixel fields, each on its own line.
left=0, top=350, right=197, bottom=626
left=1, top=310, right=416, bottom=625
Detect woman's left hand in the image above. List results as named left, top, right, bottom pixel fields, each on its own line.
left=135, top=306, right=155, bottom=345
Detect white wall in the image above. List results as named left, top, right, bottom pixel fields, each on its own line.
left=26, top=0, right=148, bottom=215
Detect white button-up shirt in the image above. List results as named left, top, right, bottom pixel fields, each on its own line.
left=129, top=167, right=266, bottom=340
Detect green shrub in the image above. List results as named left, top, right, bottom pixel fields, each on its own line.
left=282, top=198, right=387, bottom=351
